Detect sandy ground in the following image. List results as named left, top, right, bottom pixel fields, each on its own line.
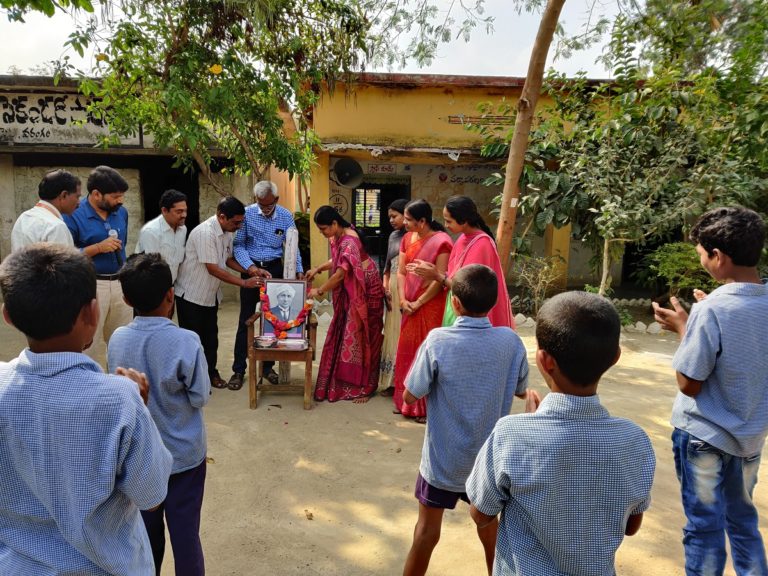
left=2, top=300, right=767, bottom=576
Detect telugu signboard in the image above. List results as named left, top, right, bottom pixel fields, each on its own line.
left=0, top=92, right=141, bottom=146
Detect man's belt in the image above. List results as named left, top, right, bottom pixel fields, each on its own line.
left=96, top=273, right=120, bottom=281
left=254, top=258, right=282, bottom=268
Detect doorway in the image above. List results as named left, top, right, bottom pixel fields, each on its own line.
left=352, top=179, right=410, bottom=270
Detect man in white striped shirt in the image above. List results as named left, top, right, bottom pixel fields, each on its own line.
left=11, top=169, right=81, bottom=251
left=174, top=197, right=263, bottom=389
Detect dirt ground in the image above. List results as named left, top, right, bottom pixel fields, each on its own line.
left=1, top=300, right=766, bottom=576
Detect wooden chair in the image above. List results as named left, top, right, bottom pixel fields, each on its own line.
left=245, top=311, right=318, bottom=410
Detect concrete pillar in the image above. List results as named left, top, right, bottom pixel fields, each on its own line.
left=544, top=223, right=571, bottom=290
left=0, top=155, right=16, bottom=261
left=308, top=151, right=330, bottom=273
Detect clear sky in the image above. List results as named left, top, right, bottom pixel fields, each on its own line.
left=0, top=1, right=615, bottom=78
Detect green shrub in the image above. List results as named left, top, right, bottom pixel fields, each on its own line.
left=641, top=243, right=718, bottom=298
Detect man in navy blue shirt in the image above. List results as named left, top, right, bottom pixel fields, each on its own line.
left=65, top=165, right=133, bottom=367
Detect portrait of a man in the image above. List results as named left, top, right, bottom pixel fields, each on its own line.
left=262, top=280, right=305, bottom=337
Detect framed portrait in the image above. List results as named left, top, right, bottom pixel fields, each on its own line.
left=260, top=279, right=307, bottom=338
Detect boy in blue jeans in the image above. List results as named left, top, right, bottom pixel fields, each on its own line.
left=402, top=264, right=538, bottom=576
left=467, top=291, right=656, bottom=575
left=109, top=253, right=210, bottom=576
left=653, top=206, right=768, bottom=575
left=0, top=244, right=172, bottom=575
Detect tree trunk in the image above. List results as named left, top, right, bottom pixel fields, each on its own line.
left=599, top=237, right=612, bottom=296
left=496, top=0, right=567, bottom=276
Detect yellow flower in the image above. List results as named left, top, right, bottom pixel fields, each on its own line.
left=209, top=64, right=223, bottom=75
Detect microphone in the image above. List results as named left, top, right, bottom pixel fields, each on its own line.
left=108, top=229, right=124, bottom=266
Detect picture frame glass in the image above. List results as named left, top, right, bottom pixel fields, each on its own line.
left=261, top=279, right=307, bottom=339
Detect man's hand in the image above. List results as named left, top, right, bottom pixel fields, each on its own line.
left=305, top=268, right=317, bottom=283
left=116, top=367, right=149, bottom=405
left=693, top=289, right=708, bottom=302
left=652, top=297, right=688, bottom=338
left=98, top=236, right=121, bottom=254
left=243, top=276, right=263, bottom=289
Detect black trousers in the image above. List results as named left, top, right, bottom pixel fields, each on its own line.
left=176, top=296, right=219, bottom=377
left=231, top=259, right=284, bottom=374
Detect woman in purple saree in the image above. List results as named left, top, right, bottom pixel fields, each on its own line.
left=307, top=206, right=384, bottom=403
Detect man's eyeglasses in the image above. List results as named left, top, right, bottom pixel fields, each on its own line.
left=258, top=198, right=278, bottom=209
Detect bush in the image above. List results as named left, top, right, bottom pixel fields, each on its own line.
left=511, top=255, right=564, bottom=316
left=640, top=243, right=718, bottom=298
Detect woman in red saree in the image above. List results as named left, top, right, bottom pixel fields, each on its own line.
left=408, top=195, right=514, bottom=329
left=307, top=206, right=384, bottom=403
left=392, top=199, right=453, bottom=422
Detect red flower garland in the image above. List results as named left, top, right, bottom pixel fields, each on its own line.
left=260, top=287, right=313, bottom=339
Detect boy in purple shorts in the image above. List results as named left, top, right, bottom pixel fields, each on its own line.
left=109, top=253, right=210, bottom=575
left=653, top=206, right=768, bottom=575
left=401, top=264, right=538, bottom=576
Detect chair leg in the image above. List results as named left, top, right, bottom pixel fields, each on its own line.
left=304, top=356, right=312, bottom=410
left=249, top=360, right=259, bottom=409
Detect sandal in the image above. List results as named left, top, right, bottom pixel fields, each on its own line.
left=379, top=387, right=395, bottom=397
left=210, top=372, right=227, bottom=389
left=264, top=370, right=280, bottom=385
left=414, top=416, right=427, bottom=425
left=227, top=372, right=244, bottom=391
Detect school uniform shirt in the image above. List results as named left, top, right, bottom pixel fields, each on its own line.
left=11, top=200, right=74, bottom=251
left=108, top=317, right=210, bottom=474
left=175, top=215, right=233, bottom=307
left=671, top=281, right=768, bottom=457
left=233, top=204, right=303, bottom=273
left=405, top=316, right=528, bottom=493
left=467, top=393, right=655, bottom=576
left=0, top=350, right=172, bottom=575
left=64, top=196, right=128, bottom=275
left=134, top=215, right=187, bottom=283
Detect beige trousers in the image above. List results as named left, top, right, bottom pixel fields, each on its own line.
left=85, top=279, right=132, bottom=369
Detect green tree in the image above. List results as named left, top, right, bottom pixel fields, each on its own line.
left=1, top=0, right=93, bottom=20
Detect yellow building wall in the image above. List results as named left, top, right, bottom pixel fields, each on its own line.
left=314, top=82, right=540, bottom=149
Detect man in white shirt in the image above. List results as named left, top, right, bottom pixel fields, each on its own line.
left=135, top=189, right=188, bottom=282
left=11, top=169, right=81, bottom=252
left=174, top=196, right=263, bottom=389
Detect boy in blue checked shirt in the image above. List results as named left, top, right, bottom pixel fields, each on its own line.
left=109, top=253, right=210, bottom=576
left=402, top=264, right=538, bottom=576
left=0, top=244, right=172, bottom=575
left=653, top=206, right=768, bottom=575
left=467, top=291, right=656, bottom=575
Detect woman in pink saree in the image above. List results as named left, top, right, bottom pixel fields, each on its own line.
left=307, top=206, right=384, bottom=403
left=392, top=199, right=453, bottom=422
left=408, top=195, right=514, bottom=329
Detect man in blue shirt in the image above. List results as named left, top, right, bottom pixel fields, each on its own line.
left=0, top=244, right=172, bottom=575
left=402, top=264, right=536, bottom=576
left=654, top=206, right=768, bottom=576
left=229, top=180, right=304, bottom=390
left=64, top=165, right=133, bottom=367
left=109, top=253, right=210, bottom=576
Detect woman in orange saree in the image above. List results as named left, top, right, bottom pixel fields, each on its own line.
left=392, top=199, right=453, bottom=422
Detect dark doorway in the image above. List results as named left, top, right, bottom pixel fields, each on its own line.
left=139, top=158, right=201, bottom=231
left=351, top=179, right=410, bottom=270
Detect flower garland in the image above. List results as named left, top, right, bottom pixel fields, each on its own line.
left=260, top=287, right=313, bottom=339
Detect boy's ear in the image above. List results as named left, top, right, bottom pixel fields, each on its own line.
left=612, top=347, right=622, bottom=368
left=166, top=287, right=175, bottom=303
left=2, top=304, right=15, bottom=329
left=82, top=298, right=99, bottom=328
left=450, top=294, right=464, bottom=316
left=536, top=348, right=558, bottom=377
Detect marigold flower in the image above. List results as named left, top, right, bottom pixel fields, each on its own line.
left=209, top=64, right=223, bottom=75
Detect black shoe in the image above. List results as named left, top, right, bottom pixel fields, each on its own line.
left=227, top=372, right=244, bottom=391
left=264, top=370, right=279, bottom=385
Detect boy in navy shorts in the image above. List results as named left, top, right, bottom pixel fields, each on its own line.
left=467, top=292, right=655, bottom=575
left=402, top=264, right=538, bottom=576
left=653, top=206, right=768, bottom=575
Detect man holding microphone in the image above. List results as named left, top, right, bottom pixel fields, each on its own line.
left=65, top=165, right=133, bottom=367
